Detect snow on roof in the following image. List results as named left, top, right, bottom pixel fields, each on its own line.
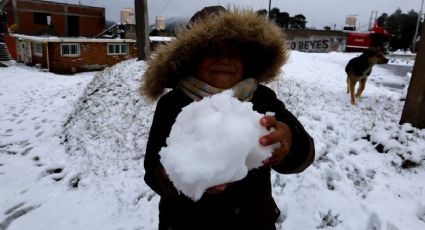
left=10, top=34, right=175, bottom=43
left=149, top=36, right=175, bottom=42
left=10, top=34, right=136, bottom=43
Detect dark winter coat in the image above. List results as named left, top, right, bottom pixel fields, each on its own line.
left=141, top=9, right=315, bottom=230
left=144, top=86, right=315, bottom=230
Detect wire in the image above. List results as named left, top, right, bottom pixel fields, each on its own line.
left=158, top=0, right=171, bottom=16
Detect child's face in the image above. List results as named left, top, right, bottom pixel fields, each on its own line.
left=195, top=48, right=243, bottom=89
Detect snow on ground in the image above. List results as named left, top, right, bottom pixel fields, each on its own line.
left=1, top=51, right=424, bottom=230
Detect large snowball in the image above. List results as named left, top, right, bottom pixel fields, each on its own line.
left=159, top=90, right=275, bottom=201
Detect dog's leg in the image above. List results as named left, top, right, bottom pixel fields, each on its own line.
left=348, top=76, right=357, bottom=105
left=356, top=78, right=367, bottom=98
left=346, top=76, right=350, bottom=94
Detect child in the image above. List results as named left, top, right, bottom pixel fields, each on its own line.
left=141, top=6, right=315, bottom=230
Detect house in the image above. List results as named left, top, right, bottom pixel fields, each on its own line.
left=0, top=0, right=139, bottom=73
left=11, top=33, right=137, bottom=73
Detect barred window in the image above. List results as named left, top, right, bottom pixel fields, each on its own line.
left=107, top=43, right=128, bottom=55
left=61, top=43, right=80, bottom=57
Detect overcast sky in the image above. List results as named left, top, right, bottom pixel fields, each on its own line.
left=56, top=0, right=422, bottom=30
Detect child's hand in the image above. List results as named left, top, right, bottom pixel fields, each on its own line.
left=260, top=116, right=293, bottom=166
left=205, top=183, right=232, bottom=194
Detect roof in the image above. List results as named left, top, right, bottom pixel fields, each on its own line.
left=149, top=36, right=174, bottom=42
left=10, top=33, right=174, bottom=43
left=10, top=34, right=136, bottom=43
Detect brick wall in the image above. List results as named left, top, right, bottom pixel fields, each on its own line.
left=79, top=17, right=105, bottom=37
left=49, top=42, right=137, bottom=74
left=8, top=0, right=104, bottom=36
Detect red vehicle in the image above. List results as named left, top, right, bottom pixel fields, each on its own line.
left=346, top=25, right=392, bottom=52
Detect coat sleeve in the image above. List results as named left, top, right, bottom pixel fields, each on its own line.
left=264, top=88, right=315, bottom=174
left=144, top=94, right=180, bottom=197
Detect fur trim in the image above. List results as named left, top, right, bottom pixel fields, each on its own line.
left=141, top=9, right=288, bottom=101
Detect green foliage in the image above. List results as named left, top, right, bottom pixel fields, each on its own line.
left=377, top=8, right=422, bottom=51
left=256, top=9, right=268, bottom=18
left=291, top=14, right=307, bottom=29
left=376, top=13, right=388, bottom=27
left=259, top=7, right=306, bottom=29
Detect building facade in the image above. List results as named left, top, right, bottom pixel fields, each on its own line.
left=0, top=0, right=142, bottom=74
left=1, top=0, right=105, bottom=37
left=12, top=34, right=137, bottom=73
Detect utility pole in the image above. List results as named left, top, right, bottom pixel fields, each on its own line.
left=368, top=10, right=377, bottom=31
left=12, top=0, right=18, bottom=27
left=412, top=0, right=424, bottom=52
left=135, top=0, right=150, bottom=60
left=268, top=0, right=271, bottom=20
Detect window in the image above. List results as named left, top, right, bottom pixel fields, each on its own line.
left=107, top=43, right=128, bottom=55
left=33, top=43, right=43, bottom=56
left=33, top=13, right=50, bottom=25
left=61, top=43, right=80, bottom=57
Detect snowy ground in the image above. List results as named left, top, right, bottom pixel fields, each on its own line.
left=1, top=51, right=424, bottom=230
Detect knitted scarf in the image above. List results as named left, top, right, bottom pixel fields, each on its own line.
left=178, top=77, right=258, bottom=101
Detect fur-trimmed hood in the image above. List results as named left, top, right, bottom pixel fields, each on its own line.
left=141, top=9, right=288, bottom=101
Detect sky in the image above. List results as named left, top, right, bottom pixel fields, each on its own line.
left=1, top=50, right=424, bottom=230
left=52, top=0, right=423, bottom=30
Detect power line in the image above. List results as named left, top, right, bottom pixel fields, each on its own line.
left=412, top=0, right=424, bottom=50
left=158, top=0, right=171, bottom=16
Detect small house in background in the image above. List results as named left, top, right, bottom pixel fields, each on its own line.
left=11, top=34, right=137, bottom=74
left=0, top=0, right=139, bottom=74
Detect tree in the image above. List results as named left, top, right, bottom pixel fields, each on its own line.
left=377, top=13, right=388, bottom=27
left=400, top=20, right=425, bottom=128
left=267, top=7, right=307, bottom=30
left=290, top=14, right=307, bottom=29
left=381, top=8, right=421, bottom=51
left=256, top=9, right=268, bottom=18
left=276, top=12, right=290, bottom=29
left=269, top=7, right=280, bottom=22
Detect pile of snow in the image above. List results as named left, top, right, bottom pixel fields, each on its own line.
left=61, top=59, right=156, bottom=207
left=391, top=49, right=416, bottom=56
left=160, top=90, right=274, bottom=201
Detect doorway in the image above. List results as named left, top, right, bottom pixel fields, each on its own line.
left=67, top=16, right=79, bottom=37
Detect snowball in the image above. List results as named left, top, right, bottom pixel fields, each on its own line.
left=159, top=90, right=276, bottom=201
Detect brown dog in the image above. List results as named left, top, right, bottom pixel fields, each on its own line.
left=345, top=48, right=389, bottom=105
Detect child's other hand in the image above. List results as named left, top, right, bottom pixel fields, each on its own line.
left=205, top=183, right=232, bottom=194
left=260, top=116, right=293, bottom=166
